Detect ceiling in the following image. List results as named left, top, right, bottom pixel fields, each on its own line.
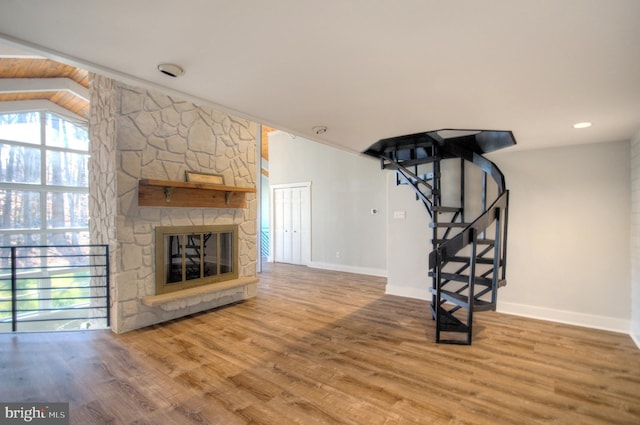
left=1, top=0, right=639, bottom=154
left=0, top=57, right=89, bottom=119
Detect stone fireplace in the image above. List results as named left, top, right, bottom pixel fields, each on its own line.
left=88, top=75, right=258, bottom=333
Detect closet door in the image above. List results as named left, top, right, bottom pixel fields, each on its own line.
left=290, top=187, right=302, bottom=264
left=272, top=184, right=310, bottom=265
left=273, top=187, right=287, bottom=263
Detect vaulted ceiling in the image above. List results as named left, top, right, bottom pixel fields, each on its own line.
left=0, top=57, right=89, bottom=120
left=1, top=1, right=639, bottom=153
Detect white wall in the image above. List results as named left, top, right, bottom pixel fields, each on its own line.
left=490, top=141, right=630, bottom=332
left=385, top=173, right=431, bottom=299
left=386, top=140, right=631, bottom=332
left=268, top=131, right=387, bottom=275
left=631, top=131, right=640, bottom=345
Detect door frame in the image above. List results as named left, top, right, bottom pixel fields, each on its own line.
left=269, top=182, right=311, bottom=265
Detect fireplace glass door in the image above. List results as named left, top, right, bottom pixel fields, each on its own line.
left=156, top=225, right=238, bottom=294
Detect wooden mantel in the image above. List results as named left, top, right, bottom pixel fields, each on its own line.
left=138, top=179, right=256, bottom=208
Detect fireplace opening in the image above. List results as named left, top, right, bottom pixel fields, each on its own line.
left=155, top=225, right=238, bottom=295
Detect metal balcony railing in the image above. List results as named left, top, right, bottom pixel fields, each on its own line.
left=0, top=244, right=109, bottom=332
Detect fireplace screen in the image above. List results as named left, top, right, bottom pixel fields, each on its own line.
left=155, top=225, right=238, bottom=294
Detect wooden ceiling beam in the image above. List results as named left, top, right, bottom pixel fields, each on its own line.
left=0, top=77, right=89, bottom=101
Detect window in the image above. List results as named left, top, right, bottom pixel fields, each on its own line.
left=0, top=111, right=89, bottom=246
left=0, top=111, right=100, bottom=332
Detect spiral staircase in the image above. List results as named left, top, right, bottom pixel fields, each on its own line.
left=364, top=129, right=516, bottom=344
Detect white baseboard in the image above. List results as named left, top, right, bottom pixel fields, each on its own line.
left=307, top=261, right=387, bottom=277
left=274, top=264, right=637, bottom=340
left=379, top=291, right=633, bottom=336
left=497, top=301, right=630, bottom=334
left=385, top=284, right=430, bottom=301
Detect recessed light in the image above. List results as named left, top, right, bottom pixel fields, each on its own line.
left=312, top=126, right=328, bottom=135
left=157, top=63, right=185, bottom=78
left=573, top=122, right=592, bottom=129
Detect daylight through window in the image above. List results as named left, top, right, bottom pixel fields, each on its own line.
left=0, top=111, right=89, bottom=246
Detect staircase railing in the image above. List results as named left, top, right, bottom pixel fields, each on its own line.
left=429, top=190, right=508, bottom=340
left=381, top=153, right=435, bottom=215
left=428, top=143, right=509, bottom=344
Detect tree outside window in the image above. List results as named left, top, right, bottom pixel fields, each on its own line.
left=0, top=111, right=89, bottom=248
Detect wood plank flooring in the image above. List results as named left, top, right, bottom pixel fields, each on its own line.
left=1, top=263, right=639, bottom=424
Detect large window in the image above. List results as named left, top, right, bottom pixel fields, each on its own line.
left=0, top=111, right=89, bottom=246
left=0, top=111, right=100, bottom=332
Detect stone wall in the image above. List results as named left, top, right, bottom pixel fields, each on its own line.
left=88, top=74, right=119, bottom=330
left=89, top=75, right=258, bottom=333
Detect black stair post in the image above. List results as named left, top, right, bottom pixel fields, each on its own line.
left=491, top=206, right=503, bottom=305
left=431, top=143, right=441, bottom=325
left=434, top=249, right=442, bottom=343
left=465, top=228, right=478, bottom=345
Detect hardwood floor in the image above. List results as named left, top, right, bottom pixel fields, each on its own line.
left=1, top=263, right=639, bottom=424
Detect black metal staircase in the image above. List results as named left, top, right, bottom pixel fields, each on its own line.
left=364, top=129, right=516, bottom=344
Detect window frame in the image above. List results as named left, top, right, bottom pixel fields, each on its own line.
left=0, top=110, right=90, bottom=246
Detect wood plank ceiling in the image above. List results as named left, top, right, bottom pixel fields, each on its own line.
left=0, top=58, right=89, bottom=119
left=0, top=57, right=273, bottom=164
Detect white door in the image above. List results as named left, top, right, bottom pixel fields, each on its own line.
left=272, top=183, right=310, bottom=265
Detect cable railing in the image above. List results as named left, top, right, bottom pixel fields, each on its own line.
left=0, top=244, right=109, bottom=332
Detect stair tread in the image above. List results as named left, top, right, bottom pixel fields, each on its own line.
left=435, top=272, right=493, bottom=286
left=430, top=222, right=469, bottom=228
left=432, top=206, right=461, bottom=213
left=430, top=289, right=496, bottom=312
left=433, top=238, right=495, bottom=245
left=477, top=239, right=495, bottom=245
left=431, top=271, right=507, bottom=289
left=448, top=256, right=496, bottom=265
left=441, top=290, right=496, bottom=311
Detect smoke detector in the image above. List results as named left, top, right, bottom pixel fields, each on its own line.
left=157, top=63, right=185, bottom=78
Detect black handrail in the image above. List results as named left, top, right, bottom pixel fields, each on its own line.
left=427, top=140, right=508, bottom=270
left=429, top=191, right=508, bottom=268
left=441, top=142, right=506, bottom=193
